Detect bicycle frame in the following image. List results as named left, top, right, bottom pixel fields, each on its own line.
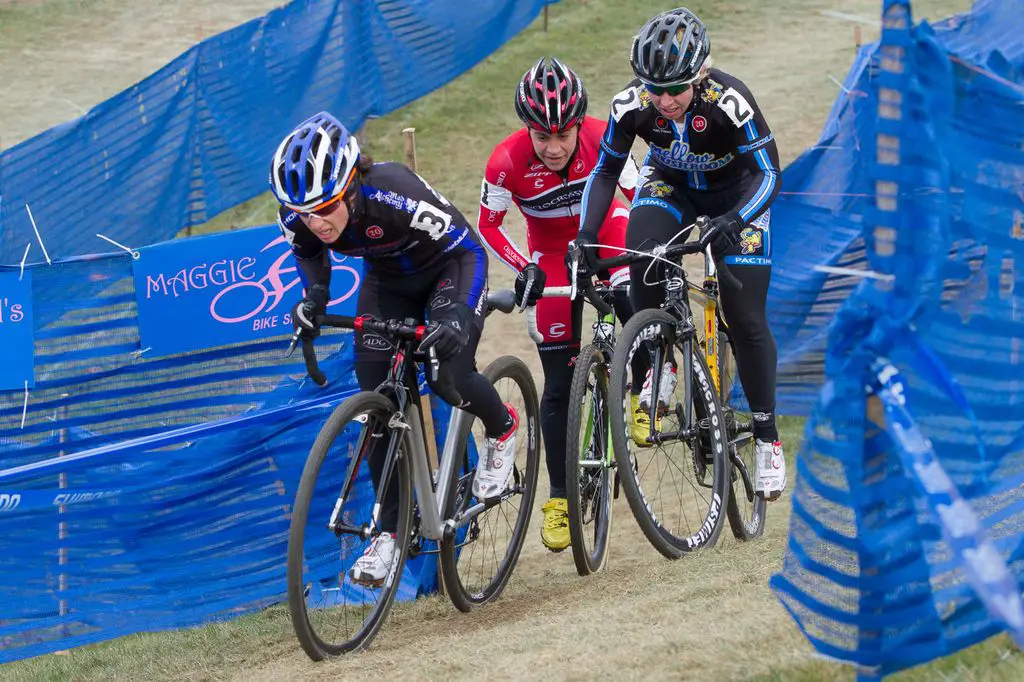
left=329, top=339, right=477, bottom=543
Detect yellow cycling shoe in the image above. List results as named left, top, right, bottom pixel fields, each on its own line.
left=630, top=395, right=658, bottom=447
left=541, top=498, right=570, bottom=552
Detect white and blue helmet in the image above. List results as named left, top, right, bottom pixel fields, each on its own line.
left=269, top=111, right=360, bottom=211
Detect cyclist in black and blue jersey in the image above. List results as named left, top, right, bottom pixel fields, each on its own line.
left=271, top=112, right=519, bottom=584
left=576, top=7, right=786, bottom=501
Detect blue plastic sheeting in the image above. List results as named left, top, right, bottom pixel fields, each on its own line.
left=0, top=255, right=463, bottom=660
left=770, top=0, right=1024, bottom=677
left=0, top=0, right=558, bottom=265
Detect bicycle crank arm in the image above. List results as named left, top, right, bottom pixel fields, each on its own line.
left=445, top=486, right=522, bottom=535
left=647, top=427, right=698, bottom=444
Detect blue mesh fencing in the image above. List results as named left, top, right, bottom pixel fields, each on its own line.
left=0, top=252, right=464, bottom=661
left=0, top=0, right=558, bottom=265
left=770, top=0, right=1024, bottom=677
left=0, top=0, right=555, bottom=663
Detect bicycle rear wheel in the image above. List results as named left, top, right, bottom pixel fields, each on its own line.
left=720, top=333, right=766, bottom=540
left=439, top=355, right=540, bottom=611
left=609, top=309, right=730, bottom=559
left=287, top=391, right=413, bottom=659
left=566, top=343, right=614, bottom=576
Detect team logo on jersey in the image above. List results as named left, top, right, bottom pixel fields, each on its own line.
left=655, top=116, right=669, bottom=129
left=365, top=225, right=384, bottom=239
left=573, top=158, right=585, bottom=174
left=701, top=79, right=724, bottom=104
left=638, top=87, right=653, bottom=109
left=691, top=115, right=707, bottom=132
left=652, top=141, right=733, bottom=172
left=739, top=227, right=763, bottom=255
left=646, top=181, right=673, bottom=198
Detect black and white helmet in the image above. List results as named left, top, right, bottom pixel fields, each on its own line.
left=630, top=7, right=710, bottom=86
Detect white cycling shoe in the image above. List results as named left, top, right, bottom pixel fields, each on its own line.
left=472, top=403, right=520, bottom=501
left=639, top=362, right=677, bottom=411
left=348, top=531, right=396, bottom=588
left=754, top=440, right=787, bottom=502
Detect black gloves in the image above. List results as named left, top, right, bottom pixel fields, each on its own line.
left=514, top=263, right=547, bottom=307
left=418, top=319, right=465, bottom=361
left=291, top=283, right=330, bottom=337
left=698, top=212, right=742, bottom=258
left=567, top=235, right=597, bottom=286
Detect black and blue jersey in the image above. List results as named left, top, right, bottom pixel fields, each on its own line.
left=579, top=68, right=780, bottom=239
left=278, top=162, right=488, bottom=312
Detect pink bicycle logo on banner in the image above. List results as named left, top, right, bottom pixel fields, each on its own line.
left=209, top=236, right=360, bottom=324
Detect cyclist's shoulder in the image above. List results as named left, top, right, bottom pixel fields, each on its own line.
left=697, top=69, right=765, bottom=129
left=485, top=129, right=533, bottom=180
left=360, top=161, right=413, bottom=189
left=608, top=78, right=657, bottom=128
left=704, top=68, right=757, bottom=97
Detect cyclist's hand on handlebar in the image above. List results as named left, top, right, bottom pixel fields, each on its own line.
left=698, top=212, right=742, bottom=258
left=417, top=319, right=465, bottom=361
left=567, top=235, right=597, bottom=281
left=291, top=283, right=330, bottom=338
left=514, top=263, right=546, bottom=307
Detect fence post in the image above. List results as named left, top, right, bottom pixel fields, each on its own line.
left=401, top=127, right=440, bottom=473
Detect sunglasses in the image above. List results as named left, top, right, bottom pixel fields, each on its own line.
left=644, top=82, right=692, bottom=97
left=300, top=194, right=344, bottom=219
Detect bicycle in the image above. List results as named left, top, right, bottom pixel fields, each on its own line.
left=702, top=266, right=766, bottom=542
left=597, top=216, right=737, bottom=559
left=534, top=263, right=628, bottom=576
left=285, top=292, right=539, bottom=659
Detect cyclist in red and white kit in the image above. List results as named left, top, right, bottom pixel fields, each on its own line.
left=478, top=57, right=639, bottom=552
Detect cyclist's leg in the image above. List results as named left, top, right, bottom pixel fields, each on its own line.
left=716, top=211, right=777, bottom=441
left=354, top=269, right=424, bottom=533
left=425, top=262, right=511, bottom=438
left=596, top=203, right=634, bottom=327
left=625, top=169, right=692, bottom=313
left=625, top=173, right=694, bottom=399
left=530, top=254, right=583, bottom=499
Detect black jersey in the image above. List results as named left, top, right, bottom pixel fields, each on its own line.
left=278, top=162, right=487, bottom=310
left=579, top=69, right=780, bottom=238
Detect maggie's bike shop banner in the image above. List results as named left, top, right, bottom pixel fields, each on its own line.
left=0, top=270, right=34, bottom=389
left=131, top=226, right=362, bottom=357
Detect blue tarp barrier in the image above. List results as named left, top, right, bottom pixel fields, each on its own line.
left=770, top=0, right=1024, bottom=677
left=0, top=0, right=556, bottom=662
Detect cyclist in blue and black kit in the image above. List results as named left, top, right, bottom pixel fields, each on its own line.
left=271, top=112, right=520, bottom=585
left=575, top=8, right=786, bottom=501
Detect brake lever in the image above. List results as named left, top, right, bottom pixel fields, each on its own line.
left=428, top=346, right=440, bottom=383
left=286, top=331, right=301, bottom=358
left=569, top=247, right=580, bottom=301
left=517, top=268, right=536, bottom=313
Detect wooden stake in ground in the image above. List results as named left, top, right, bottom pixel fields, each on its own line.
left=401, top=127, right=439, bottom=472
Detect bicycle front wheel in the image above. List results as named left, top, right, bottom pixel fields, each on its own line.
left=287, top=391, right=413, bottom=660
left=720, top=332, right=766, bottom=541
left=566, top=343, right=614, bottom=576
left=609, top=309, right=730, bottom=559
left=439, top=355, right=540, bottom=611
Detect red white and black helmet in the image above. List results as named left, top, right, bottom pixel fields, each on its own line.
left=514, top=56, right=588, bottom=134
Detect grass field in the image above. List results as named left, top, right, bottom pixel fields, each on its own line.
left=4, top=0, right=1021, bottom=680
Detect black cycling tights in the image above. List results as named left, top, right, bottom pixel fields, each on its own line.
left=625, top=196, right=778, bottom=443
left=355, top=264, right=512, bottom=531
left=539, top=289, right=639, bottom=499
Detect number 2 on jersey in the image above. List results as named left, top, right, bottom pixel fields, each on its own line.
left=718, top=87, right=754, bottom=128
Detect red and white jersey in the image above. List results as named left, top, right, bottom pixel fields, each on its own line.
left=477, top=116, right=638, bottom=271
